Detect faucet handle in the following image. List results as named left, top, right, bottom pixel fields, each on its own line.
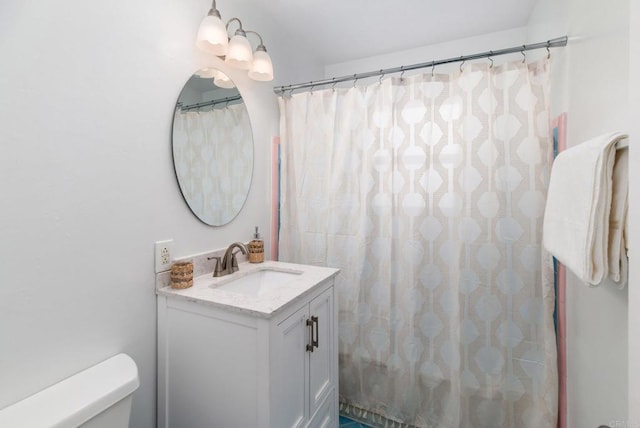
left=207, top=256, right=223, bottom=277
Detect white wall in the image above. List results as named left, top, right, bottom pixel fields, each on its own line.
left=325, top=28, right=528, bottom=79
left=0, top=1, right=321, bottom=426
left=528, top=0, right=631, bottom=426
left=628, top=0, right=640, bottom=425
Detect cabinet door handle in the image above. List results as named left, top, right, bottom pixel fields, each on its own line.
left=306, top=318, right=315, bottom=352
left=311, top=316, right=319, bottom=349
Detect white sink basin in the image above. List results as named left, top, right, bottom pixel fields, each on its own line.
left=215, top=268, right=303, bottom=296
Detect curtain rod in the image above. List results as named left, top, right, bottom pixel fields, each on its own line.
left=177, top=94, right=243, bottom=111
left=274, top=35, right=568, bottom=94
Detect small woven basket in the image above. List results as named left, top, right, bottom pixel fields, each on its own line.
left=171, top=261, right=194, bottom=289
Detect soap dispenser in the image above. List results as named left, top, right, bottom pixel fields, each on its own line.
left=248, top=226, right=264, bottom=263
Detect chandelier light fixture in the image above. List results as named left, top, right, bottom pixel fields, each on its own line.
left=195, top=0, right=274, bottom=82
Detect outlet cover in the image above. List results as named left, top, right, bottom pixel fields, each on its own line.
left=155, top=239, right=174, bottom=273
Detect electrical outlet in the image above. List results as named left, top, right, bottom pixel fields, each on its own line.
left=155, top=239, right=174, bottom=273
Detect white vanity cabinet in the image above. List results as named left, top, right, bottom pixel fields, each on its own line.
left=156, top=262, right=338, bottom=428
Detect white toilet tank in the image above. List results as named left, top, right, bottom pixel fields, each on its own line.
left=0, top=353, right=140, bottom=428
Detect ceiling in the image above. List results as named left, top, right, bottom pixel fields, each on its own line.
left=254, top=0, right=539, bottom=65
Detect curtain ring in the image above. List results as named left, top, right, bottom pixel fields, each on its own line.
left=521, top=45, right=526, bottom=63
left=400, top=65, right=405, bottom=81
left=353, top=74, right=358, bottom=88
left=331, top=78, right=337, bottom=92
left=488, top=51, right=494, bottom=68
left=379, top=69, right=385, bottom=85
left=459, top=57, right=465, bottom=73
left=431, top=61, right=436, bottom=77
left=310, top=83, right=315, bottom=95
left=546, top=41, right=551, bottom=59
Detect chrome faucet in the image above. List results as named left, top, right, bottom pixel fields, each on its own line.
left=208, top=242, right=248, bottom=277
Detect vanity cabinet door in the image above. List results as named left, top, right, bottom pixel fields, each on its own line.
left=273, top=285, right=336, bottom=428
left=273, top=305, right=309, bottom=428
left=308, top=287, right=334, bottom=419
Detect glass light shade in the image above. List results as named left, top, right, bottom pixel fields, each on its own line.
left=225, top=34, right=253, bottom=70
left=195, top=14, right=228, bottom=56
left=248, top=50, right=274, bottom=81
left=195, top=68, right=217, bottom=78
left=214, top=71, right=235, bottom=88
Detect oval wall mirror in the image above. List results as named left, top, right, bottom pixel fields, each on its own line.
left=172, top=68, right=254, bottom=226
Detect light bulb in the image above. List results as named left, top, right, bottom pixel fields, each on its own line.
left=195, top=13, right=228, bottom=56
left=248, top=47, right=274, bottom=81
left=225, top=31, right=253, bottom=70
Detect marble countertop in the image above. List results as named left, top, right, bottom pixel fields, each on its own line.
left=156, top=260, right=339, bottom=318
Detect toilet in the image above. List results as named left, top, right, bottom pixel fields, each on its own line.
left=0, top=353, right=139, bottom=428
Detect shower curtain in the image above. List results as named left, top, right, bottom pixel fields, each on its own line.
left=173, top=103, right=252, bottom=225
left=278, top=59, right=557, bottom=428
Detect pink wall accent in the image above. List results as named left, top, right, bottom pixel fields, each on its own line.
left=271, top=137, right=280, bottom=260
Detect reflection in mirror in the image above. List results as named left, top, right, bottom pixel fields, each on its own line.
left=172, top=68, right=253, bottom=226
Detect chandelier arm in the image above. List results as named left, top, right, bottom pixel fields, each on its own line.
left=226, top=17, right=244, bottom=33
left=245, top=30, right=266, bottom=50
left=207, top=0, right=221, bottom=17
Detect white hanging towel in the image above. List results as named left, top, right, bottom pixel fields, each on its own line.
left=608, top=147, right=628, bottom=287
left=542, top=131, right=628, bottom=286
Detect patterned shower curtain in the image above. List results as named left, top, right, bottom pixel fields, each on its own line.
left=278, top=59, right=557, bottom=427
